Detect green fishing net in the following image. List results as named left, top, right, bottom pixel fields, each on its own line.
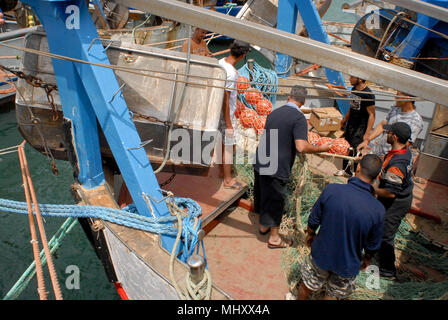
left=234, top=155, right=448, bottom=300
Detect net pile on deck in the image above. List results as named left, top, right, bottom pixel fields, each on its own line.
left=234, top=156, right=448, bottom=300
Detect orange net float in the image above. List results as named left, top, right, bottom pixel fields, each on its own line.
left=244, top=88, right=263, bottom=106
left=308, top=131, right=321, bottom=146
left=256, top=98, right=273, bottom=116
left=330, top=138, right=351, bottom=156
left=239, top=107, right=258, bottom=128
left=317, top=136, right=334, bottom=147
left=253, top=115, right=267, bottom=134
left=235, top=99, right=245, bottom=119
left=237, top=76, right=250, bottom=94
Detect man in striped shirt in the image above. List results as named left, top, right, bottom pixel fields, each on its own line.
left=358, top=91, right=423, bottom=159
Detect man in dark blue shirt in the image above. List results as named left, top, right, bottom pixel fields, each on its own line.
left=297, top=154, right=385, bottom=300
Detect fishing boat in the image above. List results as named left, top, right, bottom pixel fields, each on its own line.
left=1, top=0, right=448, bottom=301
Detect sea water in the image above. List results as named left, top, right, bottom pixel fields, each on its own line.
left=0, top=103, right=119, bottom=300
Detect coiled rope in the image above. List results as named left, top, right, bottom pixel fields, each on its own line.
left=238, top=60, right=278, bottom=107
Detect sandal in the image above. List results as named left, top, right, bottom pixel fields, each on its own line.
left=223, top=181, right=244, bottom=190
left=267, top=238, right=292, bottom=249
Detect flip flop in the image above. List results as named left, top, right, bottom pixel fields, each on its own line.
left=223, top=181, right=243, bottom=190
left=267, top=238, right=292, bottom=249
left=258, top=227, right=271, bottom=235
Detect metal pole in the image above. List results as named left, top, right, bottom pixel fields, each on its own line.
left=382, top=0, right=448, bottom=24
left=117, top=0, right=448, bottom=106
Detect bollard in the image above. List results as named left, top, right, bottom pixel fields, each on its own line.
left=186, top=254, right=205, bottom=285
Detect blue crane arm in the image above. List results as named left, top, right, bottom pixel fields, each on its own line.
left=275, top=0, right=350, bottom=115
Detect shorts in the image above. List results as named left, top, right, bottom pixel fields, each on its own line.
left=218, top=113, right=237, bottom=146
left=300, top=255, right=357, bottom=299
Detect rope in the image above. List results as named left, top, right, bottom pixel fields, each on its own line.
left=17, top=143, right=47, bottom=300
left=18, top=142, right=63, bottom=299
left=238, top=61, right=278, bottom=106
left=237, top=61, right=278, bottom=110
left=0, top=43, right=416, bottom=102
left=165, top=189, right=212, bottom=300
left=3, top=218, right=78, bottom=300
left=0, top=197, right=201, bottom=237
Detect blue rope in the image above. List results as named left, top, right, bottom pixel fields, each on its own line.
left=238, top=61, right=278, bottom=109
left=0, top=197, right=202, bottom=244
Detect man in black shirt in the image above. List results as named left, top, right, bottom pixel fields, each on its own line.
left=330, top=76, right=376, bottom=177
left=253, top=86, right=331, bottom=249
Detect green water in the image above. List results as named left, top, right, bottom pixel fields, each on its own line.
left=0, top=103, right=119, bottom=300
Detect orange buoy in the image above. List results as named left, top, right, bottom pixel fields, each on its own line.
left=256, top=99, right=273, bottom=116
left=308, top=131, right=321, bottom=146
left=239, top=107, right=258, bottom=128
left=317, top=136, right=334, bottom=146
left=235, top=99, right=245, bottom=119
left=244, top=88, right=263, bottom=106
left=253, top=115, right=267, bottom=134
left=330, top=138, right=351, bottom=156
left=237, top=76, right=250, bottom=94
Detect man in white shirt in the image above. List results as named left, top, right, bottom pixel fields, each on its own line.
left=218, top=40, right=250, bottom=189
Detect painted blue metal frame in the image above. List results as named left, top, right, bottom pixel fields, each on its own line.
left=276, top=0, right=350, bottom=115
left=395, top=0, right=448, bottom=59
left=21, top=0, right=177, bottom=251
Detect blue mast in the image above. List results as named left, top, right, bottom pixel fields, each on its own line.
left=20, top=0, right=176, bottom=250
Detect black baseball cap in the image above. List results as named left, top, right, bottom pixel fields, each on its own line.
left=384, top=122, right=412, bottom=143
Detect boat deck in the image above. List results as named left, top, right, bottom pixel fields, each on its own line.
left=112, top=154, right=447, bottom=299
left=156, top=166, right=290, bottom=299
left=203, top=207, right=290, bottom=300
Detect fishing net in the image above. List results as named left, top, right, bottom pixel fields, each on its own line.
left=239, top=107, right=258, bottom=129
left=255, top=99, right=273, bottom=116
left=233, top=154, right=448, bottom=300
left=244, top=88, right=263, bottom=106
left=237, top=76, right=251, bottom=94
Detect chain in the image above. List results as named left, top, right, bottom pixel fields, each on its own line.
left=160, top=173, right=176, bottom=187
left=0, top=64, right=59, bottom=121
left=0, top=64, right=59, bottom=176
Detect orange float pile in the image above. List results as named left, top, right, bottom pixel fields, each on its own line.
left=308, top=131, right=321, bottom=146
left=312, top=134, right=350, bottom=156
left=237, top=76, right=250, bottom=94
left=236, top=77, right=274, bottom=134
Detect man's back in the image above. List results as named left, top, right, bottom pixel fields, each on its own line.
left=254, top=104, right=308, bottom=179
left=308, top=177, right=385, bottom=278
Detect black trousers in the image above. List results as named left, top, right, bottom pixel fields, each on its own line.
left=253, top=168, right=287, bottom=228
left=343, top=123, right=366, bottom=175
left=378, top=193, right=413, bottom=276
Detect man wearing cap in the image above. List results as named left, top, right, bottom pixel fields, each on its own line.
left=374, top=122, right=414, bottom=279
left=254, top=86, right=331, bottom=249
left=218, top=40, right=250, bottom=189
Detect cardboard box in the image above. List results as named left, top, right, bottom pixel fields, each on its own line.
left=310, top=107, right=343, bottom=132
